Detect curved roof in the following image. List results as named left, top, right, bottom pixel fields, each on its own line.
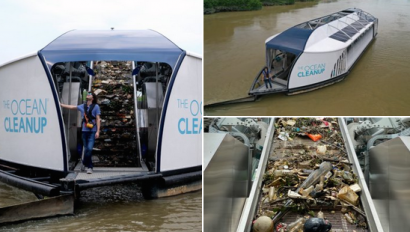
left=39, top=30, right=184, bottom=68
left=266, top=27, right=313, bottom=55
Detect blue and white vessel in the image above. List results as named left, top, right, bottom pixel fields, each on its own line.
left=249, top=8, right=378, bottom=95
left=0, top=30, right=202, bottom=205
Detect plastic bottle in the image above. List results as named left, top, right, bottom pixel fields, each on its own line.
left=318, top=210, right=324, bottom=219
left=343, top=171, right=354, bottom=182
left=301, top=186, right=314, bottom=197
left=298, top=162, right=332, bottom=190
left=82, top=89, right=87, bottom=102
left=268, top=187, right=276, bottom=201
left=292, top=127, right=300, bottom=132
left=315, top=176, right=324, bottom=192
left=288, top=217, right=306, bottom=232
left=324, top=171, right=332, bottom=181
left=274, top=169, right=293, bottom=177
left=344, top=213, right=354, bottom=224
left=273, top=162, right=332, bottom=224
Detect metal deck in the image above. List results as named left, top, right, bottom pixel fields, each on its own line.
left=250, top=81, right=286, bottom=94
left=249, top=60, right=289, bottom=95
left=73, top=163, right=147, bottom=181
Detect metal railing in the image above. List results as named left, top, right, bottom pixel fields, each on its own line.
left=249, top=67, right=265, bottom=93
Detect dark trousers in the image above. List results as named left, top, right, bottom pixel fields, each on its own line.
left=264, top=78, right=272, bottom=89
left=82, top=131, right=96, bottom=169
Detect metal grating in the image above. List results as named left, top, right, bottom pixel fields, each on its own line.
left=73, top=163, right=145, bottom=181
left=278, top=210, right=369, bottom=232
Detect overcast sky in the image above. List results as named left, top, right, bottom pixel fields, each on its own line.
left=0, top=0, right=203, bottom=65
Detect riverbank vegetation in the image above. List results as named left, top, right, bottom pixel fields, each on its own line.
left=204, top=0, right=315, bottom=14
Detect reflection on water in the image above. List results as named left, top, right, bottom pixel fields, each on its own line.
left=0, top=182, right=201, bottom=232
left=205, top=0, right=410, bottom=115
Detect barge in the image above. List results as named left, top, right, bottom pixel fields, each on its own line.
left=0, top=30, right=201, bottom=223
left=249, top=8, right=378, bottom=96
left=204, top=117, right=386, bottom=232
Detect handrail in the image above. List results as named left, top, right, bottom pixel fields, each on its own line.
left=345, top=15, right=365, bottom=27
left=249, top=67, right=265, bottom=93
left=337, top=19, right=359, bottom=32
left=357, top=10, right=374, bottom=23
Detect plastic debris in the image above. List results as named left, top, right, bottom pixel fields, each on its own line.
left=288, top=190, right=308, bottom=199
left=337, top=186, right=359, bottom=205
left=307, top=133, right=322, bottom=142
left=253, top=216, right=273, bottom=232
left=90, top=61, right=141, bottom=167
left=278, top=132, right=291, bottom=141
left=317, top=210, right=324, bottom=219
left=344, top=213, right=354, bottom=224
left=303, top=217, right=332, bottom=232
left=269, top=187, right=277, bottom=201
left=276, top=223, right=287, bottom=232
left=349, top=183, right=362, bottom=193
left=300, top=186, right=314, bottom=197
left=256, top=118, right=368, bottom=231
left=316, top=145, right=327, bottom=155
left=288, top=217, right=306, bottom=232
left=287, top=119, right=296, bottom=126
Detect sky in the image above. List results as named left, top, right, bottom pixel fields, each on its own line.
left=0, top=0, right=203, bottom=65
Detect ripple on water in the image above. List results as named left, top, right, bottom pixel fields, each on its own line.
left=0, top=182, right=201, bottom=232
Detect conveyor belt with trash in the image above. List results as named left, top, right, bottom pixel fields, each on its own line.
left=243, top=118, right=383, bottom=232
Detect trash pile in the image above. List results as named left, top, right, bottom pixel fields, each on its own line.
left=253, top=118, right=368, bottom=232
left=91, top=61, right=139, bottom=167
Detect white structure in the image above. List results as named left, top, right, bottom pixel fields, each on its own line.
left=249, top=8, right=378, bottom=95
left=0, top=30, right=201, bottom=199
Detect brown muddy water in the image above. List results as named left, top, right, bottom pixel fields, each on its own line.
left=0, top=182, right=201, bottom=231
left=204, top=0, right=410, bottom=116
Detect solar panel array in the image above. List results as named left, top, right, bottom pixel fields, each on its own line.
left=330, top=19, right=373, bottom=42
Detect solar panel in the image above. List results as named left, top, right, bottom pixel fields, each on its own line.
left=330, top=20, right=370, bottom=42
left=330, top=32, right=350, bottom=42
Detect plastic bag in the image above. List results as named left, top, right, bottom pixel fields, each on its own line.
left=316, top=145, right=327, bottom=155
left=306, top=133, right=322, bottom=142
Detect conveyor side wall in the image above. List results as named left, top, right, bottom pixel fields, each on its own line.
left=369, top=136, right=410, bottom=231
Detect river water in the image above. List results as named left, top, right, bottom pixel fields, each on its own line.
left=0, top=182, right=201, bottom=231
left=204, top=0, right=410, bottom=116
